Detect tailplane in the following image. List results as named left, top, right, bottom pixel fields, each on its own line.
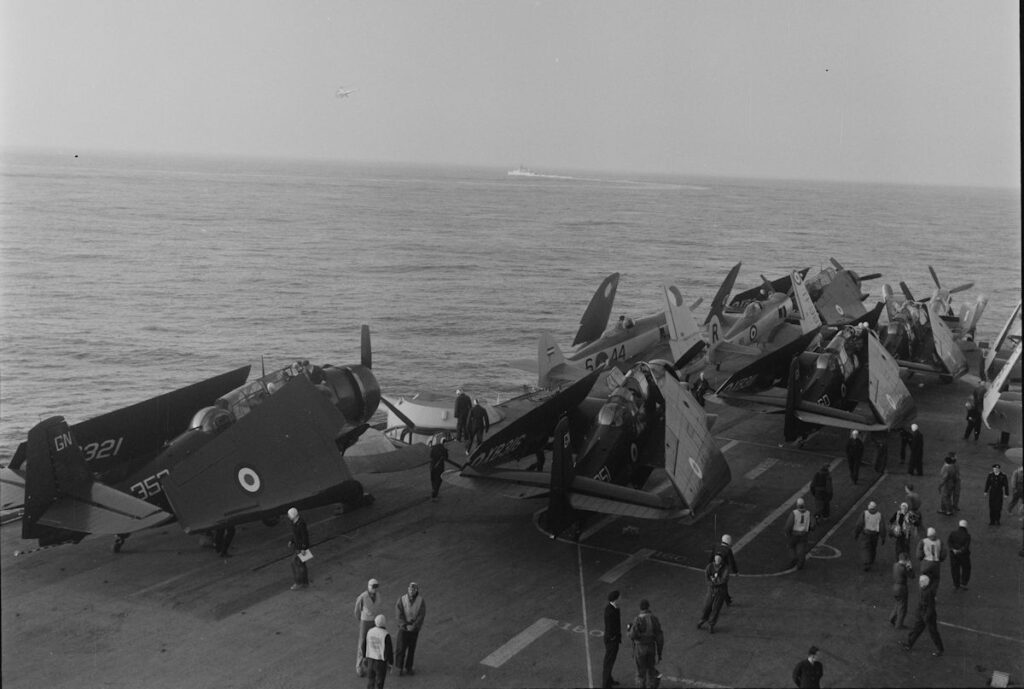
left=22, top=417, right=172, bottom=545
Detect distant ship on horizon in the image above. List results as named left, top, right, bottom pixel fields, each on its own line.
left=507, top=165, right=539, bottom=177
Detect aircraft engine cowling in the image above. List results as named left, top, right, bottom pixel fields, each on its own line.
left=320, top=364, right=381, bottom=425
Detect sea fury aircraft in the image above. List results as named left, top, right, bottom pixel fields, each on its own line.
left=893, top=266, right=988, bottom=345
left=715, top=322, right=917, bottom=442
left=3, top=327, right=427, bottom=548
left=446, top=359, right=731, bottom=538
left=982, top=301, right=1022, bottom=382
left=877, top=283, right=969, bottom=380
left=335, top=86, right=356, bottom=98
left=512, top=272, right=702, bottom=378
left=704, top=268, right=823, bottom=369
left=539, top=283, right=707, bottom=389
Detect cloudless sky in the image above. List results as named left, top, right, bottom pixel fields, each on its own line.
left=2, top=1, right=1019, bottom=186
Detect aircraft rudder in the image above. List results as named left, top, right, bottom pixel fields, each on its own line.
left=791, top=269, right=821, bottom=333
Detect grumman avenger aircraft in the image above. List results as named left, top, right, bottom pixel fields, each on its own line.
left=703, top=266, right=823, bottom=369
left=715, top=320, right=917, bottom=443
left=445, top=356, right=731, bottom=538
left=3, top=327, right=428, bottom=549
left=877, top=283, right=969, bottom=380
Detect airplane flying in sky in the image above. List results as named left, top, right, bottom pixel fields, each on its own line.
left=877, top=283, right=969, bottom=380
left=335, top=86, right=356, bottom=98
left=447, top=356, right=731, bottom=538
left=715, top=320, right=917, bottom=443
left=3, top=327, right=427, bottom=549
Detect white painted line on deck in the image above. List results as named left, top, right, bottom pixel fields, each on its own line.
left=732, top=457, right=844, bottom=555
left=939, top=621, right=1024, bottom=644
left=744, top=457, right=779, bottom=480
left=578, top=515, right=617, bottom=542
left=480, top=618, right=557, bottom=668
left=577, top=543, right=595, bottom=689
left=130, top=566, right=210, bottom=598
left=720, top=439, right=740, bottom=453
left=599, top=548, right=655, bottom=583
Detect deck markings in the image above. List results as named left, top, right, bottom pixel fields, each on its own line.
left=744, top=457, right=779, bottom=480
left=480, top=618, right=557, bottom=668
left=938, top=621, right=1024, bottom=644
left=599, top=548, right=655, bottom=583
left=577, top=543, right=595, bottom=689
left=719, top=439, right=740, bottom=453
left=732, top=457, right=844, bottom=555
left=578, top=515, right=616, bottom=542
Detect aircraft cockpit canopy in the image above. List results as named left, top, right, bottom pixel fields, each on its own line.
left=743, top=302, right=763, bottom=318
left=217, top=378, right=274, bottom=421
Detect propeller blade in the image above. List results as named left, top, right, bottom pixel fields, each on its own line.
left=379, top=395, right=417, bottom=429
left=949, top=282, right=974, bottom=294
left=858, top=273, right=882, bottom=281
left=928, top=265, right=942, bottom=289
left=705, top=262, right=742, bottom=326
left=361, top=325, right=372, bottom=369
left=829, top=257, right=844, bottom=270
left=899, top=281, right=916, bottom=303
left=689, top=297, right=703, bottom=312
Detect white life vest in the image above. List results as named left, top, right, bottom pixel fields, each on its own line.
left=400, top=594, right=424, bottom=626
left=365, top=626, right=389, bottom=661
left=792, top=509, right=811, bottom=533
left=863, top=511, right=882, bottom=533
left=922, top=538, right=941, bottom=562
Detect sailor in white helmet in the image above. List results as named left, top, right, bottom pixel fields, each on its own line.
left=784, top=498, right=813, bottom=569
left=362, top=614, right=394, bottom=686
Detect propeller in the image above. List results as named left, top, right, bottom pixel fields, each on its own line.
left=899, top=281, right=918, bottom=303
left=705, top=262, right=742, bottom=325
left=928, top=265, right=973, bottom=294
left=358, top=323, right=418, bottom=430
left=857, top=272, right=882, bottom=281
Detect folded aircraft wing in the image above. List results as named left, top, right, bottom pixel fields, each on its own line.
left=864, top=330, right=917, bottom=428
left=161, top=377, right=360, bottom=533
left=984, top=301, right=1022, bottom=376
left=927, top=302, right=968, bottom=377
left=815, top=272, right=869, bottom=325
left=572, top=273, right=620, bottom=346
left=983, top=341, right=1023, bottom=428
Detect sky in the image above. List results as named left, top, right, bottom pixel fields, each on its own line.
left=1, top=1, right=1020, bottom=186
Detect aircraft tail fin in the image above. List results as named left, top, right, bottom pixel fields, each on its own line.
left=791, top=270, right=822, bottom=334
left=571, top=273, right=620, bottom=346
left=537, top=332, right=587, bottom=388
left=543, top=416, right=578, bottom=537
left=662, top=284, right=707, bottom=369
left=22, top=417, right=171, bottom=545
left=983, top=340, right=1022, bottom=427
left=959, top=294, right=988, bottom=338
left=705, top=262, right=741, bottom=325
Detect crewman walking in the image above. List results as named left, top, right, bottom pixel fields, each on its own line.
left=709, top=534, right=739, bottom=605
left=697, top=554, right=730, bottom=633
left=899, top=574, right=945, bottom=657
left=785, top=498, right=813, bottom=570
left=465, top=398, right=490, bottom=454
left=428, top=434, right=447, bottom=500
left=853, top=501, right=886, bottom=571
left=453, top=388, right=471, bottom=442
left=888, top=552, right=914, bottom=629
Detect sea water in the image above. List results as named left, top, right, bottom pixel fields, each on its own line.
left=0, top=150, right=1019, bottom=453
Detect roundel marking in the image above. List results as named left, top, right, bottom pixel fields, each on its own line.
left=238, top=467, right=262, bottom=493
left=595, top=352, right=609, bottom=368
left=688, top=456, right=704, bottom=480
left=629, top=442, right=639, bottom=463
left=749, top=325, right=758, bottom=342
left=793, top=272, right=803, bottom=285
left=835, top=304, right=845, bottom=316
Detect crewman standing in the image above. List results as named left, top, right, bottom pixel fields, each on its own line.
left=287, top=507, right=310, bottom=591
left=984, top=464, right=1010, bottom=525
left=853, top=501, right=886, bottom=571
left=354, top=579, right=386, bottom=677
left=697, top=554, right=730, bottom=633
left=394, top=582, right=426, bottom=676
left=888, top=552, right=914, bottom=629
left=628, top=599, right=664, bottom=688
left=602, top=590, right=622, bottom=688
left=465, top=399, right=490, bottom=454
left=947, top=520, right=972, bottom=591
left=846, top=430, right=865, bottom=484
left=917, top=527, right=946, bottom=583
left=363, top=614, right=394, bottom=688
left=709, top=534, right=739, bottom=605
left=784, top=498, right=813, bottom=570
left=428, top=434, right=448, bottom=500
left=938, top=455, right=957, bottom=516
left=453, top=388, right=471, bottom=442
left=908, top=424, right=925, bottom=476
left=810, top=465, right=833, bottom=525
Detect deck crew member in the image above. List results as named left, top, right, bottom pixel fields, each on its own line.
left=908, top=424, right=925, bottom=476
left=363, top=614, right=394, bottom=688
left=899, top=575, right=945, bottom=657
left=603, top=590, right=622, bottom=688
left=889, top=552, right=914, bottom=629
left=853, top=501, right=885, bottom=571
left=428, top=434, right=447, bottom=500
left=709, top=534, right=738, bottom=605
left=784, top=498, right=813, bottom=569
left=810, top=464, right=833, bottom=525
left=354, top=579, right=385, bottom=677
left=917, top=527, right=946, bottom=583
left=846, top=430, right=865, bottom=484
left=287, top=507, right=310, bottom=590
left=453, top=388, right=471, bottom=442
left=947, top=520, right=971, bottom=591
left=465, top=398, right=490, bottom=454
left=984, top=464, right=1010, bottom=525
left=889, top=502, right=913, bottom=558
left=697, top=554, right=730, bottom=634
left=792, top=646, right=824, bottom=688
left=628, top=599, right=664, bottom=688
left=394, top=582, right=425, bottom=676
